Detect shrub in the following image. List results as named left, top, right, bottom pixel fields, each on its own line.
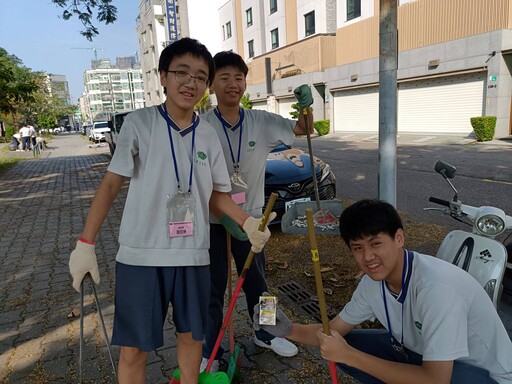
left=5, top=126, right=15, bottom=138
left=470, top=116, right=496, bottom=142
left=313, top=120, right=330, bottom=136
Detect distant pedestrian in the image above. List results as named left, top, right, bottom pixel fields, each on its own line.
left=19, top=124, right=31, bottom=151
left=29, top=125, right=37, bottom=148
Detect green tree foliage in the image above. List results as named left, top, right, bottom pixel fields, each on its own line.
left=0, top=48, right=41, bottom=129
left=240, top=93, right=252, bottom=109
left=0, top=48, right=77, bottom=133
left=51, top=0, right=117, bottom=41
left=195, top=90, right=212, bottom=113
left=290, top=103, right=300, bottom=119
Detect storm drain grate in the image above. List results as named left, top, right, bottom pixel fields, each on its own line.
left=277, top=281, right=337, bottom=323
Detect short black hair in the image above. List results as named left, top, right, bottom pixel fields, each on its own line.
left=213, top=51, right=248, bottom=77
left=338, top=199, right=403, bottom=246
left=158, top=37, right=215, bottom=85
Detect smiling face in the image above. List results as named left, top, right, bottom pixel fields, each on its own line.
left=160, top=53, right=210, bottom=116
left=348, top=229, right=405, bottom=292
left=211, top=65, right=247, bottom=108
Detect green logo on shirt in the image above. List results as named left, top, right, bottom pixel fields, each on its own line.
left=197, top=151, right=207, bottom=160
left=195, top=151, right=207, bottom=166
left=415, top=321, right=422, bottom=330
left=248, top=141, right=256, bottom=152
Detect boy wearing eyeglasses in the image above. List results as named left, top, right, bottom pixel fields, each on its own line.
left=254, top=199, right=512, bottom=384
left=199, top=51, right=314, bottom=372
left=68, top=38, right=274, bottom=384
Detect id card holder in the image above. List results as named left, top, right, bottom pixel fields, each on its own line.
left=231, top=192, right=246, bottom=205
left=167, top=192, right=196, bottom=237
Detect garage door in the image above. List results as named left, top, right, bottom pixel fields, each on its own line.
left=252, top=101, right=267, bottom=111
left=277, top=97, right=296, bottom=119
left=333, top=87, right=379, bottom=133
left=398, top=72, right=485, bottom=134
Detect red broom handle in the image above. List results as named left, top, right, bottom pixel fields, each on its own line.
left=206, top=193, right=278, bottom=373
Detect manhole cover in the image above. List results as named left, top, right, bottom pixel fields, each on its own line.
left=277, top=281, right=337, bottom=322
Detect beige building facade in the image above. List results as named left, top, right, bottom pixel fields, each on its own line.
left=220, top=0, right=512, bottom=138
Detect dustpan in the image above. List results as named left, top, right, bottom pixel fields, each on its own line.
left=281, top=85, right=343, bottom=235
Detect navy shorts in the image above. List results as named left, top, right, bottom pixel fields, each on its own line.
left=111, top=262, right=210, bottom=352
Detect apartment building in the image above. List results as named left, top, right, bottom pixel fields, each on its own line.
left=220, top=0, right=512, bottom=138
left=81, top=59, right=145, bottom=121
left=136, top=0, right=190, bottom=106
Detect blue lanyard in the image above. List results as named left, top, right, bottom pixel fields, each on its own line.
left=162, top=103, right=196, bottom=193
left=381, top=250, right=414, bottom=351
left=214, top=107, right=245, bottom=168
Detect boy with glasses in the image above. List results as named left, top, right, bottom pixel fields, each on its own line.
left=69, top=38, right=274, bottom=384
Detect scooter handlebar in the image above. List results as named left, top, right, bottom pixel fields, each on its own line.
left=429, top=197, right=450, bottom=207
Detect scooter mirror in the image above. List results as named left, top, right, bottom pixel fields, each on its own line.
left=435, top=161, right=456, bottom=179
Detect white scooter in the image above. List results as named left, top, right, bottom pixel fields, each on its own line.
left=425, top=161, right=512, bottom=308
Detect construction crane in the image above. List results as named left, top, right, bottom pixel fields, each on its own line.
left=70, top=47, right=105, bottom=61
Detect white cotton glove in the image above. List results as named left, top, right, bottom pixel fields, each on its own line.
left=242, top=212, right=277, bottom=253
left=69, top=240, right=100, bottom=292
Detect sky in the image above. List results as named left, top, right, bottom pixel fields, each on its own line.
left=0, top=0, right=226, bottom=104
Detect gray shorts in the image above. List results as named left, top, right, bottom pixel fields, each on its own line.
left=111, top=262, right=210, bottom=352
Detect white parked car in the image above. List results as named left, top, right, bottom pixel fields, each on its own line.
left=89, top=121, right=110, bottom=143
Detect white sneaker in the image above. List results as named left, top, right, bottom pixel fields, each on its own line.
left=200, top=357, right=219, bottom=373
left=253, top=336, right=298, bottom=357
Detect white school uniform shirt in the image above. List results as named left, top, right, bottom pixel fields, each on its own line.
left=202, top=108, right=295, bottom=222
left=339, top=251, right=512, bottom=383
left=108, top=105, right=231, bottom=267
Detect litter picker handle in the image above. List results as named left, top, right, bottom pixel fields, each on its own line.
left=306, top=209, right=330, bottom=334
left=306, top=209, right=339, bottom=384
left=303, top=109, right=321, bottom=212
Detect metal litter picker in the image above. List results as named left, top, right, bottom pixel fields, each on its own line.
left=169, top=192, right=278, bottom=384
left=306, top=208, right=339, bottom=384
left=79, top=273, right=117, bottom=383
left=281, top=85, right=343, bottom=235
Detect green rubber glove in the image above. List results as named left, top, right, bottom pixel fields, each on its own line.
left=219, top=214, right=248, bottom=241
left=294, top=84, right=313, bottom=110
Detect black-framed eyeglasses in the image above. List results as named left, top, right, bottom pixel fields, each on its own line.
left=166, top=70, right=209, bottom=88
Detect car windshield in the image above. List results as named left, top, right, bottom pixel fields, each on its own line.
left=94, top=122, right=109, bottom=129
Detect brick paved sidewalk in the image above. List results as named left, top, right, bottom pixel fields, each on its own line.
left=0, top=133, right=345, bottom=383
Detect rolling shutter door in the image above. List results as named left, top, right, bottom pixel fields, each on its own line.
left=277, top=97, right=295, bottom=119
left=332, top=87, right=379, bottom=133
left=398, top=72, right=485, bottom=134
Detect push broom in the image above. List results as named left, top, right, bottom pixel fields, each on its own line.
left=169, top=192, right=278, bottom=384
left=305, top=208, right=339, bottom=384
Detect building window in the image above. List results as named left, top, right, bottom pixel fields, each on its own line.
left=246, top=8, right=253, bottom=27
left=222, top=25, right=225, bottom=40
left=304, top=11, right=315, bottom=36
left=270, top=0, right=277, bottom=14
left=226, top=21, right=232, bottom=39
left=347, top=0, right=361, bottom=21
left=248, top=40, right=254, bottom=58
left=271, top=28, right=279, bottom=49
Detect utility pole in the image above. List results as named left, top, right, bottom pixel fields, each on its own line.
left=378, top=0, right=398, bottom=206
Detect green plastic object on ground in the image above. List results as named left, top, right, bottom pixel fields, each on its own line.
left=293, top=84, right=313, bottom=110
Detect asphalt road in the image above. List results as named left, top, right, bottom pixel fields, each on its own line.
left=294, top=133, right=512, bottom=230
